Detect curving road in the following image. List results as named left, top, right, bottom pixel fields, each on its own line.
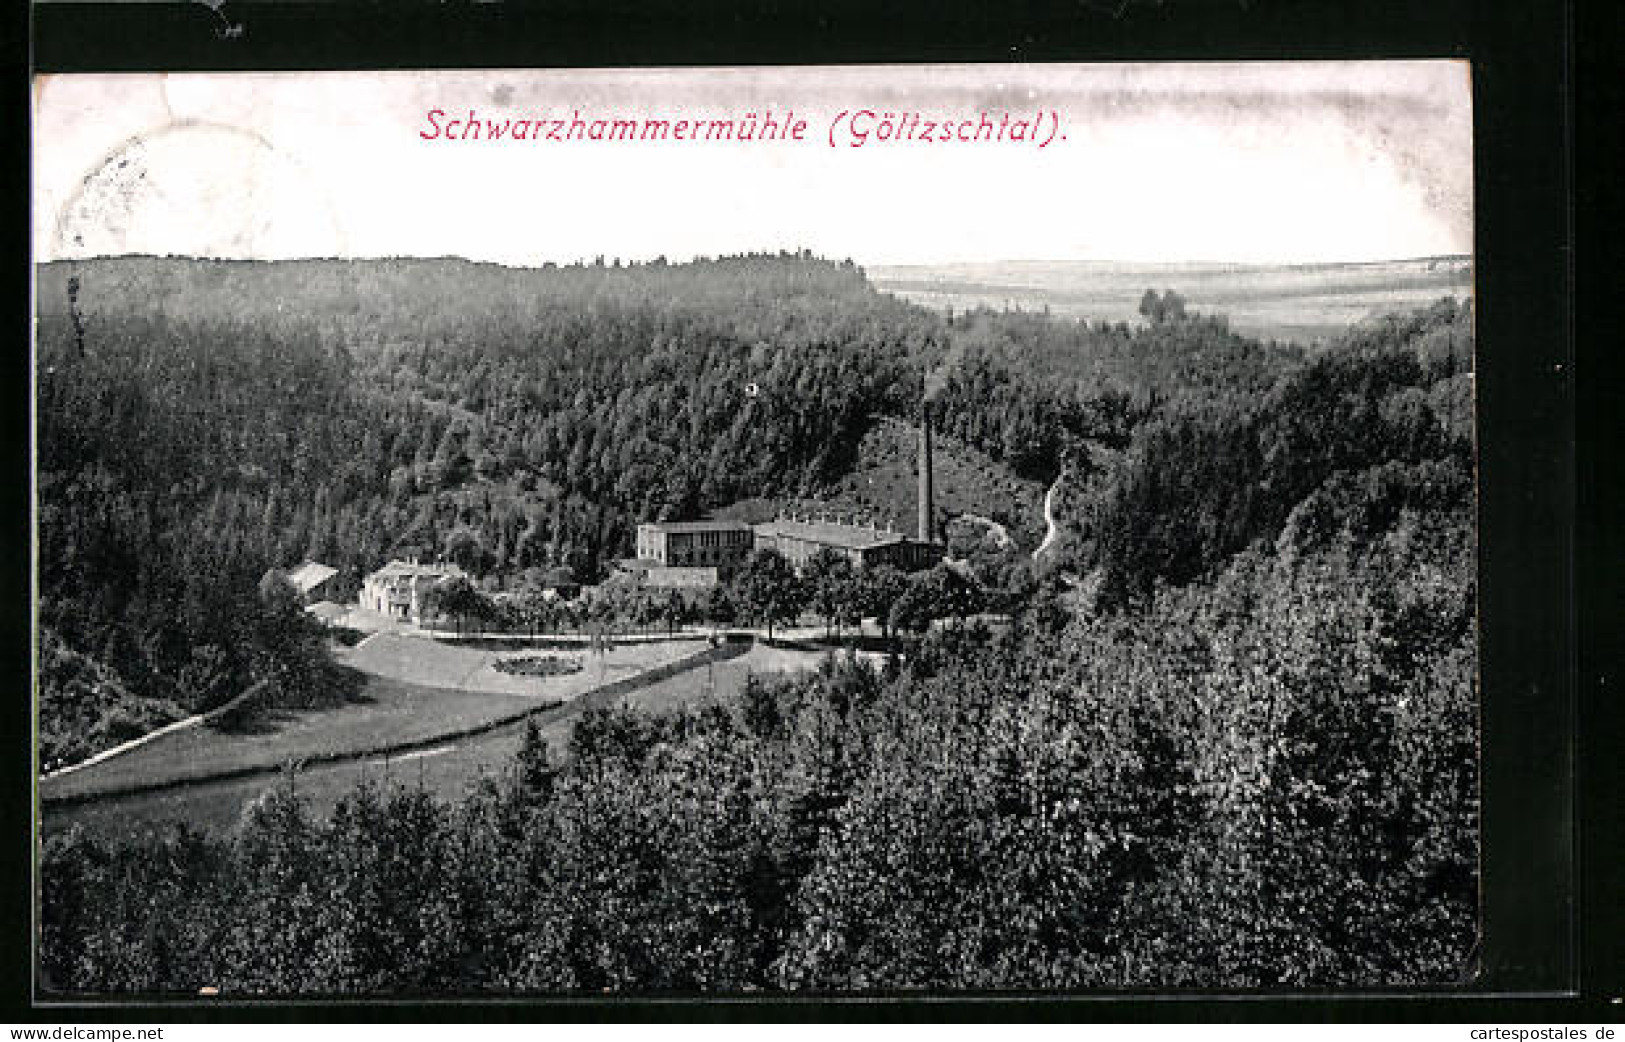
left=1033, top=473, right=1063, bottom=562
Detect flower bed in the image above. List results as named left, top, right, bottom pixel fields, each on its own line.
left=493, top=654, right=584, bottom=677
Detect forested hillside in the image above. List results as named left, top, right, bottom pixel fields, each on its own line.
left=38, top=249, right=1476, bottom=990
left=1051, top=298, right=1475, bottom=605
left=35, top=255, right=1300, bottom=765
left=43, top=415, right=1476, bottom=988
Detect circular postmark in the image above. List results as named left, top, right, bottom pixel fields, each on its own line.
left=53, top=119, right=347, bottom=261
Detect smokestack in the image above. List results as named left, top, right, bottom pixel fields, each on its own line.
left=918, top=401, right=935, bottom=544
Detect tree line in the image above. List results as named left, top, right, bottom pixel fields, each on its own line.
left=420, top=546, right=994, bottom=645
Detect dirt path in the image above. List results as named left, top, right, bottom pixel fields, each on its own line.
left=1033, top=473, right=1063, bottom=562
left=41, top=713, right=205, bottom=781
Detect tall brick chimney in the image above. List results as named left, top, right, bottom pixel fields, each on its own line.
left=918, top=402, right=935, bottom=544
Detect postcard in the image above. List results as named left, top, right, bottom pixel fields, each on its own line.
left=33, top=63, right=1477, bottom=996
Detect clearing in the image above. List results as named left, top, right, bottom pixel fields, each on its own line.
left=39, top=636, right=807, bottom=842
left=335, top=631, right=702, bottom=694
left=40, top=634, right=706, bottom=805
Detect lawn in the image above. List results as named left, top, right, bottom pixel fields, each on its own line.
left=337, top=631, right=701, bottom=694
left=42, top=692, right=605, bottom=842
left=39, top=640, right=840, bottom=844
left=39, top=672, right=543, bottom=803
left=41, top=732, right=532, bottom=842
left=41, top=635, right=707, bottom=804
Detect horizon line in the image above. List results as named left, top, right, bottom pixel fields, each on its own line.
left=32, top=251, right=1475, bottom=270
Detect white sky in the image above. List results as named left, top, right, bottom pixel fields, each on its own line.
left=32, top=63, right=1473, bottom=267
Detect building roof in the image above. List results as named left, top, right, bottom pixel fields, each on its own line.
left=288, top=561, right=338, bottom=593
left=305, top=600, right=348, bottom=622
left=753, top=519, right=907, bottom=552
left=641, top=566, right=721, bottom=589
left=639, top=519, right=752, bottom=535
left=366, top=559, right=464, bottom=582
left=603, top=565, right=720, bottom=589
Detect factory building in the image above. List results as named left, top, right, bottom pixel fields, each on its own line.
left=635, top=520, right=755, bottom=568
left=637, top=400, right=945, bottom=578
left=752, top=515, right=939, bottom=572
left=752, top=404, right=943, bottom=573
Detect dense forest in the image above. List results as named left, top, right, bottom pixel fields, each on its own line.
left=35, top=255, right=1303, bottom=762
left=36, top=254, right=1476, bottom=991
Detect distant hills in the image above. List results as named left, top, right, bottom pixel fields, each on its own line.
left=869, top=256, right=1473, bottom=345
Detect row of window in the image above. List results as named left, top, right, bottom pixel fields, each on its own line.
left=669, top=530, right=751, bottom=549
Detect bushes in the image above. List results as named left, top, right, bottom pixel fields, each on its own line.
left=37, top=627, right=187, bottom=771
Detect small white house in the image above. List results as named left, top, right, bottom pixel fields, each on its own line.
left=359, top=559, right=465, bottom=623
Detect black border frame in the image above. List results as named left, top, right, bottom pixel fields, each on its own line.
left=11, top=0, right=1611, bottom=1023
